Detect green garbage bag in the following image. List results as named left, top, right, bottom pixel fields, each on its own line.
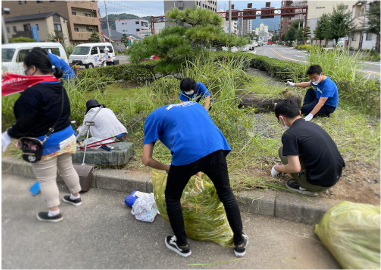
left=151, top=169, right=234, bottom=247
left=314, top=201, right=380, bottom=269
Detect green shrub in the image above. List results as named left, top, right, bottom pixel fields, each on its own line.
left=150, top=76, right=180, bottom=95
left=9, top=37, right=36, bottom=43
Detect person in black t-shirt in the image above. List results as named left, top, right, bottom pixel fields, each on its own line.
left=271, top=99, right=345, bottom=196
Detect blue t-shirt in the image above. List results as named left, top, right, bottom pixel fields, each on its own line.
left=48, top=52, right=75, bottom=80
left=310, top=76, right=339, bottom=107
left=143, top=102, right=231, bottom=166
left=179, top=82, right=210, bottom=103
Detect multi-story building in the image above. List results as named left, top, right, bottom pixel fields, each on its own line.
left=164, top=0, right=217, bottom=12
left=1, top=0, right=102, bottom=43
left=4, top=12, right=70, bottom=45
left=218, top=10, right=237, bottom=34
left=255, top=23, right=269, bottom=42
left=239, top=19, right=252, bottom=36
left=115, top=19, right=150, bottom=36
left=349, top=0, right=378, bottom=50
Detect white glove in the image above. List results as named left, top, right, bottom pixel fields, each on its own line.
left=286, top=81, right=295, bottom=87
left=304, top=113, right=314, bottom=121
left=2, top=131, right=12, bottom=152
left=271, top=164, right=280, bottom=178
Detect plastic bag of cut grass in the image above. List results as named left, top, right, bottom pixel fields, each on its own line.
left=151, top=169, right=234, bottom=248
left=314, top=201, right=380, bottom=269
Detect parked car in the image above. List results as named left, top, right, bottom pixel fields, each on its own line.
left=69, top=42, right=116, bottom=69
left=2, top=42, right=68, bottom=74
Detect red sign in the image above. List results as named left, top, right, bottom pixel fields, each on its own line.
left=1, top=73, right=59, bottom=96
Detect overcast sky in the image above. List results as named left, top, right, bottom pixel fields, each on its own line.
left=99, top=0, right=282, bottom=17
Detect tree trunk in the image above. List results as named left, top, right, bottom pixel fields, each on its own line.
left=376, top=34, right=380, bottom=53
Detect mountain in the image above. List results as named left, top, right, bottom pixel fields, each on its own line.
left=101, top=13, right=151, bottom=30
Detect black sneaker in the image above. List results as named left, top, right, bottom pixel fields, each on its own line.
left=234, top=232, right=248, bottom=257
left=36, top=212, right=63, bottom=222
left=286, top=181, right=318, bottom=197
left=165, top=236, right=192, bottom=257
left=63, top=195, right=82, bottom=206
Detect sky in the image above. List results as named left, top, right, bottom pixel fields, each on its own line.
left=99, top=0, right=282, bottom=29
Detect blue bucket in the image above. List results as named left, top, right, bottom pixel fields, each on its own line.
left=125, top=190, right=138, bottom=207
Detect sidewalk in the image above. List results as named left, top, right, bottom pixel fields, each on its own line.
left=2, top=156, right=340, bottom=225
left=2, top=172, right=340, bottom=269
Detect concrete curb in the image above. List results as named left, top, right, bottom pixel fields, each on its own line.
left=2, top=157, right=340, bottom=225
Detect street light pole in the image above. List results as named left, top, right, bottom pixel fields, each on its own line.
left=2, top=8, right=10, bottom=44
left=104, top=0, right=111, bottom=42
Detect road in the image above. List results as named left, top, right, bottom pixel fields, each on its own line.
left=252, top=44, right=380, bottom=80
left=2, top=173, right=340, bottom=269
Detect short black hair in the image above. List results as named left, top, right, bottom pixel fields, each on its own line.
left=180, top=78, right=197, bottom=92
left=24, top=47, right=63, bottom=78
left=274, top=99, right=300, bottom=119
left=306, top=65, right=322, bottom=76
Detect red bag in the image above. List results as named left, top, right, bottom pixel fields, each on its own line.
left=1, top=73, right=59, bottom=96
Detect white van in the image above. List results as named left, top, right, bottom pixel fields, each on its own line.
left=69, top=42, right=115, bottom=69
left=2, top=42, right=68, bottom=74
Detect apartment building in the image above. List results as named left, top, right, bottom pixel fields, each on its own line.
left=238, top=19, right=252, bottom=36
left=115, top=19, right=150, bottom=36
left=1, top=0, right=101, bottom=43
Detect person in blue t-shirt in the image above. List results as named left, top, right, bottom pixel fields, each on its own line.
left=142, top=102, right=248, bottom=258
left=286, top=65, right=339, bottom=121
left=179, top=78, right=211, bottom=110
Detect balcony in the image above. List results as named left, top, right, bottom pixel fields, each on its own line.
left=71, top=31, right=93, bottom=41
left=71, top=15, right=99, bottom=26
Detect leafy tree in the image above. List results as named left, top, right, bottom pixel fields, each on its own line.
left=121, top=34, right=129, bottom=48
left=272, top=33, right=279, bottom=42
left=314, top=13, right=330, bottom=46
left=327, top=4, right=354, bottom=45
left=88, top=32, right=101, bottom=42
left=303, top=26, right=311, bottom=43
left=295, top=28, right=303, bottom=45
left=366, top=1, right=380, bottom=52
left=285, top=27, right=296, bottom=46
left=127, top=7, right=248, bottom=73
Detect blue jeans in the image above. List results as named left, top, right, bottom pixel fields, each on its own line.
left=165, top=150, right=244, bottom=246
left=301, top=88, right=336, bottom=116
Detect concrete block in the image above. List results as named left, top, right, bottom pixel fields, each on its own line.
left=275, top=192, right=340, bottom=225
left=2, top=157, right=35, bottom=178
left=72, top=142, right=134, bottom=166
left=94, top=169, right=151, bottom=194
left=236, top=190, right=276, bottom=217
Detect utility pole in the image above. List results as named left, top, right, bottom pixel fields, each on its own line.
left=228, top=0, right=231, bottom=34
left=2, top=8, right=10, bottom=44
left=104, top=0, right=111, bottom=42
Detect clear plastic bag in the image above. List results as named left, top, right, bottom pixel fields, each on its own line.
left=151, top=169, right=234, bottom=247
left=314, top=201, right=380, bottom=269
left=131, top=193, right=158, bottom=222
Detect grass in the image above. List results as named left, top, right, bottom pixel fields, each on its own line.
left=2, top=54, right=380, bottom=194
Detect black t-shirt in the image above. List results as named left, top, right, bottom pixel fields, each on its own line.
left=281, top=118, right=345, bottom=187
left=8, top=82, right=71, bottom=138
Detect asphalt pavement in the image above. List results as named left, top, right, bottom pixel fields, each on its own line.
left=2, top=173, right=340, bottom=269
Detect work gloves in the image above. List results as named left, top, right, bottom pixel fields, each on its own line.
left=286, top=81, right=295, bottom=87
left=304, top=113, right=314, bottom=121
left=2, top=131, right=11, bottom=152
left=271, top=164, right=280, bottom=178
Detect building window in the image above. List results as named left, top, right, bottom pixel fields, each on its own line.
left=136, top=29, right=140, bottom=32
left=316, top=7, right=325, bottom=9
left=72, top=11, right=76, bottom=15
left=135, top=21, right=139, bottom=24
left=74, top=28, right=79, bottom=32
left=366, top=33, right=373, bottom=40
left=23, top=24, right=31, bottom=31
left=360, top=8, right=365, bottom=16
left=13, top=26, right=17, bottom=32
left=54, top=24, right=62, bottom=32
left=19, top=1, right=22, bottom=4
left=37, top=1, right=43, bottom=2
left=86, top=28, right=93, bottom=32
left=352, top=34, right=357, bottom=41
left=6, top=26, right=10, bottom=33
left=84, top=13, right=91, bottom=17
left=35, top=24, right=39, bottom=30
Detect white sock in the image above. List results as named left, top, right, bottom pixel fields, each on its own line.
left=48, top=209, right=60, bottom=217
left=70, top=194, right=80, bottom=200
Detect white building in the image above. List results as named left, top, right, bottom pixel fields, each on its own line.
left=115, top=19, right=150, bottom=36
left=239, top=19, right=252, bottom=36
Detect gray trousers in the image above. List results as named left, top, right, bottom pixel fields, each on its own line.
left=278, top=146, right=332, bottom=192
